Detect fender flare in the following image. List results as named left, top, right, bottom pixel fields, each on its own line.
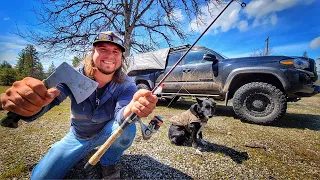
left=223, top=67, right=290, bottom=93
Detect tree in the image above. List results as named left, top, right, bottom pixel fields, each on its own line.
left=0, top=60, right=12, bottom=68
left=16, top=45, right=45, bottom=80
left=17, top=0, right=223, bottom=57
left=303, top=50, right=308, bottom=58
left=0, top=61, right=16, bottom=85
left=72, top=56, right=81, bottom=67
left=250, top=48, right=273, bottom=57
left=317, top=57, right=320, bottom=74
left=47, top=61, right=56, bottom=74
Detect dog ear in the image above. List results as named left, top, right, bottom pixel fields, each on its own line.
left=196, top=97, right=202, bottom=106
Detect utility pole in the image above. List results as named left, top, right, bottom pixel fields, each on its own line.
left=265, top=36, right=269, bottom=56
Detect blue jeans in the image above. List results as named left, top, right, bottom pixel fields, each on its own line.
left=31, top=119, right=136, bottom=179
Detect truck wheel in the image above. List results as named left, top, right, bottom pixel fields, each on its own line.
left=136, top=83, right=151, bottom=90
left=233, top=82, right=287, bottom=124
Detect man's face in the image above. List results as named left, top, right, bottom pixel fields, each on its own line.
left=92, top=43, right=123, bottom=75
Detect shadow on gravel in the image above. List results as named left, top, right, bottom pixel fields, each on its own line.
left=179, top=139, right=249, bottom=164
left=121, top=154, right=192, bottom=179
left=270, top=113, right=320, bottom=130
left=65, top=151, right=192, bottom=179
left=199, top=142, right=249, bottom=164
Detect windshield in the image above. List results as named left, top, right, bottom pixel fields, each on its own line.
left=203, top=48, right=227, bottom=60
left=218, top=53, right=228, bottom=59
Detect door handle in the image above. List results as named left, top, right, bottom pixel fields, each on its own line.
left=183, top=69, right=191, bottom=73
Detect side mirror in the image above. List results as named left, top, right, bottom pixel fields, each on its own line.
left=203, top=54, right=218, bottom=63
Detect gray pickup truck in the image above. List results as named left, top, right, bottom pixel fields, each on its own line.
left=127, top=44, right=319, bottom=124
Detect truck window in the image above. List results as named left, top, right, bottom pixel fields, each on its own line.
left=167, top=52, right=182, bottom=66
left=185, top=50, right=207, bottom=65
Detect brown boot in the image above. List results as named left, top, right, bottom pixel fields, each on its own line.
left=101, top=164, right=121, bottom=180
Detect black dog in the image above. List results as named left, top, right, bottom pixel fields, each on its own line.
left=168, top=98, right=216, bottom=149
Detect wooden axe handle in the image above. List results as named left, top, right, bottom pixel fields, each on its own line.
left=84, top=113, right=137, bottom=170
left=86, top=127, right=123, bottom=166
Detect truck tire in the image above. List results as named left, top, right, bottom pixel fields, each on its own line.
left=136, top=83, right=151, bottom=90
left=232, top=82, right=287, bottom=124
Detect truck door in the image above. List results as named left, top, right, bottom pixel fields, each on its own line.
left=181, top=50, right=220, bottom=94
left=156, top=51, right=183, bottom=92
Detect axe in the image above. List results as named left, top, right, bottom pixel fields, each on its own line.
left=0, top=62, right=98, bottom=128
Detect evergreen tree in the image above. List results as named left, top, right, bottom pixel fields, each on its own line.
left=35, top=63, right=45, bottom=80
left=0, top=61, right=16, bottom=85
left=72, top=56, right=81, bottom=67
left=16, top=45, right=45, bottom=80
left=0, top=60, right=12, bottom=68
left=47, top=61, right=56, bottom=74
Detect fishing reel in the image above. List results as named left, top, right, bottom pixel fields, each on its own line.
left=137, top=116, right=163, bottom=140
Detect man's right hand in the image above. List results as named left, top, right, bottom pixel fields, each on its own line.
left=0, top=77, right=60, bottom=117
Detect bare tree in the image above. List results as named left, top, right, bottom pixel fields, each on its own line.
left=303, top=50, right=308, bottom=58
left=16, top=0, right=223, bottom=57
left=250, top=48, right=273, bottom=57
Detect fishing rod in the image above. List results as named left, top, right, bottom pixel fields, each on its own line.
left=84, top=0, right=246, bottom=170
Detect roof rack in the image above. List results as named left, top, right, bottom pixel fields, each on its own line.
left=170, top=44, right=191, bottom=51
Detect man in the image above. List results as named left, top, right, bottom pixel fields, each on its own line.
left=0, top=31, right=158, bottom=179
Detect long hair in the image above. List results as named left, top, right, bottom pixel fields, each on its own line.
left=83, top=47, right=126, bottom=83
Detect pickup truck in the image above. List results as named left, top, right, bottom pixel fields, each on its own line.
left=127, top=44, right=320, bottom=124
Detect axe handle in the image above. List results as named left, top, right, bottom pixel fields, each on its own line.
left=0, top=112, right=22, bottom=128
left=85, top=127, right=123, bottom=169
left=84, top=113, right=137, bottom=170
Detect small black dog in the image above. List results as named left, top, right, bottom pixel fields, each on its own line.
left=168, top=98, right=216, bottom=149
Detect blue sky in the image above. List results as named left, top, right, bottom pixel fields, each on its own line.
left=0, top=0, right=319, bottom=72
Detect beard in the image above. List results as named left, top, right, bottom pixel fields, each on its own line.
left=97, top=66, right=120, bottom=75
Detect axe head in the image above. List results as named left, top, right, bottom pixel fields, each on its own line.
left=44, top=62, right=98, bottom=104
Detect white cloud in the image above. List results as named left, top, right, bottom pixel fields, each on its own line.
left=244, top=0, right=314, bottom=27
left=0, top=35, right=30, bottom=50
left=237, top=20, right=248, bottom=32
left=0, top=35, right=76, bottom=72
left=245, top=0, right=295, bottom=19
left=188, top=0, right=314, bottom=34
left=189, top=2, right=241, bottom=33
left=0, top=36, right=30, bottom=65
left=0, top=50, right=18, bottom=65
left=309, top=36, right=320, bottom=49
left=3, top=17, right=10, bottom=21
left=0, top=42, right=26, bottom=51
left=270, top=14, right=278, bottom=25
left=165, top=8, right=185, bottom=22
left=171, top=9, right=184, bottom=21
left=252, top=13, right=278, bottom=27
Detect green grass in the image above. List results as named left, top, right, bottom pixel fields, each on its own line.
left=0, top=164, right=26, bottom=179
left=0, top=86, right=10, bottom=93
